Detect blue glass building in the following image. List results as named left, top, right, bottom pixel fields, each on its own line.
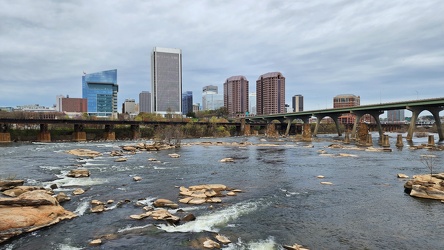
left=82, top=69, right=118, bottom=117
left=182, top=91, right=193, bottom=115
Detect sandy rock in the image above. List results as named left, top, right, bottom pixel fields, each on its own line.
left=205, top=189, right=218, bottom=197
left=89, top=239, right=102, bottom=246
left=0, top=180, right=25, bottom=191
left=316, top=175, right=325, bottom=179
left=110, top=150, right=124, bottom=157
left=2, top=186, right=46, bottom=197
left=90, top=200, right=105, bottom=213
left=133, top=176, right=142, bottom=182
left=220, top=158, right=234, bottom=163
left=54, top=192, right=71, bottom=203
left=153, top=198, right=179, bottom=209
left=397, top=173, right=409, bottom=178
left=179, top=197, right=194, bottom=204
left=107, top=200, right=114, bottom=204
left=114, top=157, right=127, bottom=162
left=0, top=190, right=76, bottom=244
left=130, top=212, right=152, bottom=220
left=283, top=243, right=310, bottom=250
left=151, top=209, right=180, bottom=223
left=189, top=184, right=227, bottom=192
left=226, top=191, right=237, bottom=196
left=122, top=146, right=137, bottom=152
left=203, top=238, right=221, bottom=249
left=215, top=234, right=231, bottom=244
left=190, top=191, right=208, bottom=198
left=66, top=169, right=90, bottom=178
left=65, top=149, right=102, bottom=158
left=186, top=198, right=207, bottom=205
left=72, top=188, right=85, bottom=195
left=320, top=182, right=333, bottom=185
left=206, top=197, right=222, bottom=203
left=148, top=158, right=158, bottom=161
left=410, top=185, right=444, bottom=200
left=168, top=153, right=180, bottom=158
left=338, top=153, right=358, bottom=157
left=231, top=189, right=243, bottom=193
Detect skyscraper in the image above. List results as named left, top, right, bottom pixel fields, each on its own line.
left=182, top=91, right=193, bottom=115
left=139, top=91, right=151, bottom=113
left=224, top=76, right=249, bottom=116
left=256, top=72, right=285, bottom=115
left=292, top=95, right=304, bottom=112
left=249, top=92, right=257, bottom=115
left=82, top=69, right=118, bottom=117
left=151, top=47, right=182, bottom=115
left=202, top=85, right=223, bottom=111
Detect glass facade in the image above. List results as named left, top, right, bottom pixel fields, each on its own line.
left=151, top=47, right=182, bottom=115
left=82, top=69, right=118, bottom=117
left=182, top=91, right=193, bottom=115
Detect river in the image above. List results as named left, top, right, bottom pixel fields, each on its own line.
left=0, top=134, right=443, bottom=250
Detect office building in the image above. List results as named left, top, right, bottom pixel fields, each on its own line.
left=151, top=47, right=182, bottom=115
left=333, top=94, right=360, bottom=124
left=122, top=99, right=137, bottom=114
left=224, top=76, right=249, bottom=116
left=202, top=85, right=223, bottom=111
left=256, top=72, right=285, bottom=115
left=82, top=69, right=118, bottom=117
left=249, top=92, right=256, bottom=115
left=292, top=95, right=304, bottom=112
left=387, top=109, right=405, bottom=124
left=139, top=91, right=151, bottom=113
left=182, top=91, right=193, bottom=115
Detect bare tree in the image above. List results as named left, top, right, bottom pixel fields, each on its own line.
left=420, top=154, right=437, bottom=180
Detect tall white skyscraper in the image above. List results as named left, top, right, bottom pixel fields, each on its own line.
left=151, top=47, right=182, bottom=115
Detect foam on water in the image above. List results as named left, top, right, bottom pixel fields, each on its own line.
left=56, top=244, right=84, bottom=250
left=225, top=236, right=279, bottom=250
left=117, top=224, right=153, bottom=233
left=74, top=200, right=90, bottom=216
left=49, top=175, right=107, bottom=187
left=158, top=199, right=268, bottom=233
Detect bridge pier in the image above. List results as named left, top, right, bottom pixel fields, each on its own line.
left=37, top=124, right=51, bottom=142
left=285, top=118, right=293, bottom=136
left=351, top=111, right=383, bottom=139
left=73, top=124, right=86, bottom=142
left=266, top=123, right=278, bottom=137
left=429, top=107, right=444, bottom=141
left=131, top=125, right=140, bottom=140
left=104, top=124, right=115, bottom=141
left=0, top=124, right=11, bottom=142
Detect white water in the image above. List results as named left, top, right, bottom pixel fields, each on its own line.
left=158, top=199, right=268, bottom=233
left=226, top=236, right=282, bottom=250
left=74, top=200, right=90, bottom=216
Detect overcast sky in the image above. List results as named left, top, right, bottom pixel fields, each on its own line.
left=1, top=0, right=443, bottom=111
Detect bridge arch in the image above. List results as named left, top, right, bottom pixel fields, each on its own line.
left=406, top=106, right=443, bottom=141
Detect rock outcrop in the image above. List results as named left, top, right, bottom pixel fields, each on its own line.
left=65, top=149, right=102, bottom=158
left=404, top=173, right=444, bottom=200
left=66, top=169, right=90, bottom=178
left=0, top=190, right=77, bottom=243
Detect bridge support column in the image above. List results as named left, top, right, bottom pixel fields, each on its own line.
left=37, top=124, right=51, bottom=142
left=406, top=107, right=422, bottom=141
left=429, top=107, right=444, bottom=141
left=396, top=134, right=404, bottom=147
left=131, top=125, right=140, bottom=140
left=73, top=124, right=86, bottom=142
left=285, top=118, right=293, bottom=136
left=0, top=124, right=11, bottom=142
left=313, top=117, right=320, bottom=137
left=330, top=114, right=342, bottom=136
left=302, top=123, right=312, bottom=141
left=344, top=132, right=350, bottom=144
left=104, top=124, right=115, bottom=141
left=241, top=119, right=251, bottom=136
left=428, top=134, right=435, bottom=146
left=351, top=114, right=362, bottom=139
left=266, top=123, right=277, bottom=137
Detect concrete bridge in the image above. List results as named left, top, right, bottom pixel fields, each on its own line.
left=0, top=118, right=247, bottom=142
left=246, top=97, right=444, bottom=141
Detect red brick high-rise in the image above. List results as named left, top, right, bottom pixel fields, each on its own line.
left=224, top=76, right=249, bottom=116
left=256, top=72, right=285, bottom=115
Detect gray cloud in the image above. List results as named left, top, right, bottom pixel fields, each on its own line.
left=0, top=0, right=443, bottom=111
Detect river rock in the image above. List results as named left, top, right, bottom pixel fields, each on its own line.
left=89, top=239, right=102, bottom=246
left=133, top=176, right=142, bottom=181
left=320, top=182, right=333, bottom=185
left=130, top=212, right=152, bottom=220
left=110, top=150, right=124, bottom=157
left=215, top=234, right=231, bottom=244
left=65, top=149, right=102, bottom=158
left=54, top=192, right=71, bottom=203
left=168, top=153, right=180, bottom=158
left=220, top=158, right=234, bottom=163
left=90, top=200, right=105, bottom=213
left=72, top=188, right=85, bottom=195
left=153, top=198, right=179, bottom=209
left=397, top=173, right=409, bottom=178
left=206, top=197, right=222, bottom=203
left=0, top=180, right=25, bottom=191
left=67, top=169, right=90, bottom=178
left=114, top=157, right=127, bottom=162
left=404, top=173, right=444, bottom=200
left=203, top=238, right=220, bottom=249
left=182, top=213, right=196, bottom=222
left=151, top=209, right=180, bottom=223
left=226, top=191, right=237, bottom=196
left=0, top=190, right=77, bottom=244
left=122, top=146, right=137, bottom=152
left=283, top=243, right=310, bottom=250
left=189, top=184, right=227, bottom=192
left=2, top=186, right=46, bottom=197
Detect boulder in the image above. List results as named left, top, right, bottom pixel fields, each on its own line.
left=72, top=188, right=85, bottom=195
left=133, top=176, right=142, bottom=182
left=168, top=153, right=180, bottom=158
left=110, top=150, right=124, bottom=157
left=122, top=146, right=137, bottom=152
left=206, top=197, right=222, bottom=203
left=189, top=184, right=227, bottom=192
left=151, top=209, right=180, bottom=223
left=182, top=213, right=196, bottom=222
left=226, top=191, right=237, bottom=196
left=397, top=173, right=409, bottom=178
left=66, top=169, right=90, bottom=178
left=404, top=173, right=444, bottom=200
left=0, top=190, right=76, bottom=243
left=410, top=185, right=444, bottom=200
left=203, top=238, right=220, bottom=249
left=283, top=243, right=309, bottom=250
left=215, top=234, right=231, bottom=244
left=153, top=198, right=179, bottom=209
left=89, top=239, right=102, bottom=246
left=90, top=200, right=105, bottom=213
left=54, top=192, right=71, bottom=203
left=114, top=158, right=127, bottom=162
left=130, top=212, right=152, bottom=220
left=65, top=149, right=101, bottom=158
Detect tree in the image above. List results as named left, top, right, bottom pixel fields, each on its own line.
left=420, top=154, right=437, bottom=180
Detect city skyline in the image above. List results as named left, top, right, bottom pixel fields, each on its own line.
left=1, top=1, right=443, bottom=111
